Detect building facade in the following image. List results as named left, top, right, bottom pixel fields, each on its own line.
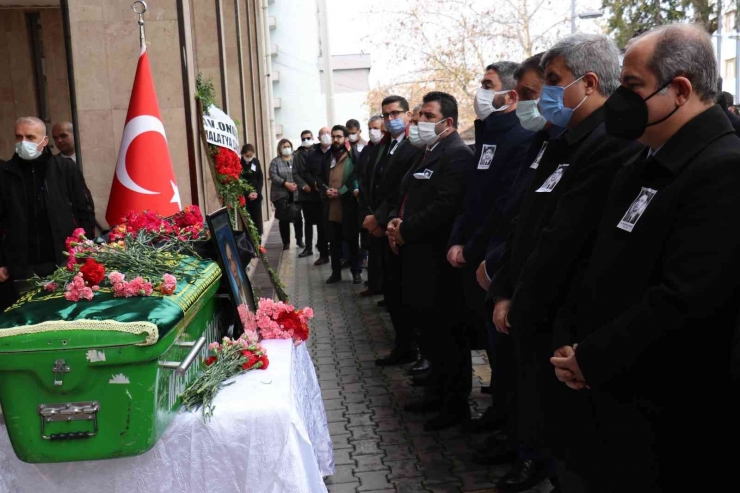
left=0, top=0, right=275, bottom=228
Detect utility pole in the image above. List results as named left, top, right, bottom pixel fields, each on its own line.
left=570, top=0, right=576, bottom=33
left=316, top=0, right=335, bottom=125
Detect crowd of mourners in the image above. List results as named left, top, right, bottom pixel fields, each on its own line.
left=2, top=22, right=740, bottom=493
left=245, top=24, right=740, bottom=493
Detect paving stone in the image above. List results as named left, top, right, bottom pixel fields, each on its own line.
left=352, top=439, right=384, bottom=457
left=326, top=409, right=346, bottom=423
left=326, top=464, right=360, bottom=485
left=333, top=448, right=355, bottom=466
left=382, top=444, right=416, bottom=462
left=387, top=459, right=424, bottom=479
left=393, top=478, right=433, bottom=493
left=345, top=403, right=372, bottom=415
left=329, top=421, right=348, bottom=435
left=323, top=389, right=343, bottom=400
left=425, top=483, right=462, bottom=493
left=354, top=454, right=390, bottom=473
left=346, top=413, right=375, bottom=428
left=344, top=392, right=368, bottom=404
left=356, top=471, right=394, bottom=491
left=350, top=426, right=379, bottom=442
left=327, top=482, right=360, bottom=493
left=376, top=418, right=404, bottom=432
left=332, top=434, right=353, bottom=450
left=324, top=399, right=346, bottom=411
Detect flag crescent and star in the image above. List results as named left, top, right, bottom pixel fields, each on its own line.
left=106, top=45, right=182, bottom=226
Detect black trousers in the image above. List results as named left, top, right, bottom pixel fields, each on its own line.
left=301, top=202, right=328, bottom=256
left=411, top=303, right=472, bottom=405
left=488, top=319, right=518, bottom=440
left=381, top=239, right=416, bottom=352
left=278, top=218, right=302, bottom=247
left=246, top=199, right=263, bottom=236
left=330, top=221, right=359, bottom=275
left=365, top=234, right=384, bottom=294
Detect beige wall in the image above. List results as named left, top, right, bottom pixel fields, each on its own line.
left=67, top=0, right=191, bottom=227
left=0, top=8, right=71, bottom=159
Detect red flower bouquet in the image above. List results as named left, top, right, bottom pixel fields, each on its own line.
left=213, top=147, right=242, bottom=183
left=239, top=298, right=314, bottom=346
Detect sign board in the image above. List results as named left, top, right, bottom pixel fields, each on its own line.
left=203, top=105, right=240, bottom=155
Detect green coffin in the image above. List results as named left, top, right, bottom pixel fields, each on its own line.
left=0, top=260, right=224, bottom=463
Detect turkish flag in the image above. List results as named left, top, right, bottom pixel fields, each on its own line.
left=105, top=46, right=182, bottom=226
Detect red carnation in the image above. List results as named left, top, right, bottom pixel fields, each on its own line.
left=259, top=354, right=269, bottom=370
left=214, top=148, right=242, bottom=183
left=241, top=350, right=260, bottom=369
left=79, top=258, right=105, bottom=286
left=239, top=196, right=246, bottom=207
left=205, top=356, right=217, bottom=366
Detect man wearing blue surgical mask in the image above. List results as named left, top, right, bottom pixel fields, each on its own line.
left=486, top=34, right=644, bottom=491
left=0, top=116, right=95, bottom=306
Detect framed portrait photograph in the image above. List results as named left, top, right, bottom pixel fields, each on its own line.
left=206, top=208, right=257, bottom=330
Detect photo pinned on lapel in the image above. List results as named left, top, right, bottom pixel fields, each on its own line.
left=413, top=169, right=433, bottom=180
left=617, top=187, right=657, bottom=232
left=478, top=144, right=496, bottom=170
left=530, top=142, right=548, bottom=169
left=536, top=163, right=568, bottom=192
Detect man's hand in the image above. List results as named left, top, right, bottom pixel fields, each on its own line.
left=326, top=188, right=339, bottom=199
left=551, top=345, right=588, bottom=390
left=0, top=267, right=8, bottom=282
left=248, top=192, right=258, bottom=201
left=388, top=236, right=399, bottom=255
left=387, top=222, right=404, bottom=245
left=303, top=185, right=311, bottom=193
left=371, top=227, right=385, bottom=238
left=493, top=298, right=512, bottom=334
left=447, top=245, right=464, bottom=268
left=386, top=218, right=402, bottom=233
left=353, top=189, right=360, bottom=198
left=285, top=182, right=298, bottom=192
left=363, top=215, right=379, bottom=232
left=476, top=261, right=491, bottom=290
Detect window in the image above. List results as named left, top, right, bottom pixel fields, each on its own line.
left=726, top=58, right=737, bottom=81
left=725, top=11, right=737, bottom=32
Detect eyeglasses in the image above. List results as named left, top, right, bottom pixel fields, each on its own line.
left=381, top=110, right=405, bottom=120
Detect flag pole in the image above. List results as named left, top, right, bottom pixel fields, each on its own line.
left=132, top=0, right=147, bottom=48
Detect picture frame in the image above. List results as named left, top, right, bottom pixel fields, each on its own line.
left=206, top=208, right=257, bottom=333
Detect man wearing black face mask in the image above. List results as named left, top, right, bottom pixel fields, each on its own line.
left=0, top=117, right=94, bottom=304
left=550, top=24, right=740, bottom=492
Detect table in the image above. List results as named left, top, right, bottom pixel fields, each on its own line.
left=0, top=340, right=334, bottom=493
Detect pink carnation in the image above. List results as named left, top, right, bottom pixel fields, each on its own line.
left=108, top=271, right=125, bottom=284
left=44, top=282, right=58, bottom=292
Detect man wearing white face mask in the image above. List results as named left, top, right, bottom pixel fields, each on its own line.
left=386, top=91, right=474, bottom=431
left=0, top=117, right=95, bottom=303
left=445, top=62, right=536, bottom=407
left=345, top=119, right=367, bottom=154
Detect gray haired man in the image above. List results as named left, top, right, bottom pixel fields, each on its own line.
left=486, top=33, right=644, bottom=491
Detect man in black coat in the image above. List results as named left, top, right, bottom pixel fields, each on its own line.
left=550, top=24, right=740, bottom=493
left=361, top=96, right=421, bottom=367
left=240, top=143, right=264, bottom=236
left=295, top=127, right=331, bottom=265
left=487, top=34, right=645, bottom=490
left=387, top=91, right=474, bottom=431
left=0, top=117, right=95, bottom=299
left=447, top=61, right=535, bottom=389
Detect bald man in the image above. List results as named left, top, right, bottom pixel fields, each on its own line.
left=52, top=121, right=76, bottom=162
left=0, top=117, right=95, bottom=297
left=550, top=24, right=740, bottom=491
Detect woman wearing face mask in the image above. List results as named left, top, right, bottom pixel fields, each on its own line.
left=240, top=144, right=264, bottom=236
left=269, top=139, right=304, bottom=250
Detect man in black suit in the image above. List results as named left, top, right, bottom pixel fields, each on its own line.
left=387, top=91, right=474, bottom=431
left=296, top=127, right=332, bottom=265
left=362, top=96, right=422, bottom=367
left=487, top=33, right=644, bottom=490
left=550, top=24, right=740, bottom=492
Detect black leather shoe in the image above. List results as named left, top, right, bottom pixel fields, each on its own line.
left=314, top=257, right=329, bottom=266
left=298, top=249, right=313, bottom=258
left=423, top=403, right=471, bottom=432
left=353, top=274, right=363, bottom=285
left=471, top=433, right=517, bottom=465
left=341, top=259, right=351, bottom=269
left=326, top=274, right=341, bottom=284
left=403, top=398, right=443, bottom=414
left=410, top=373, right=431, bottom=387
left=497, top=459, right=546, bottom=492
left=375, top=350, right=416, bottom=366
left=376, top=299, right=386, bottom=307
left=407, top=358, right=431, bottom=376
left=282, top=244, right=289, bottom=250
left=296, top=241, right=305, bottom=249
left=463, top=406, right=507, bottom=434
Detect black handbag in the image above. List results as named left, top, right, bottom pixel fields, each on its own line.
left=273, top=196, right=301, bottom=222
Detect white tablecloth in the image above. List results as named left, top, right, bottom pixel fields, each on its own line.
left=0, top=340, right=334, bottom=493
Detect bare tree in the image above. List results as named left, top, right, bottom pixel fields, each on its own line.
left=365, top=0, right=570, bottom=129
